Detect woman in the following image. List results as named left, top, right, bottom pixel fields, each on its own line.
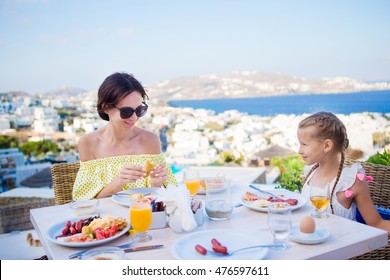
left=73, top=72, right=177, bottom=200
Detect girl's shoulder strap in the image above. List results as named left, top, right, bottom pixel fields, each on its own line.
left=334, top=162, right=364, bottom=192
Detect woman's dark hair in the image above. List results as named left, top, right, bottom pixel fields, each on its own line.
left=97, top=72, right=149, bottom=121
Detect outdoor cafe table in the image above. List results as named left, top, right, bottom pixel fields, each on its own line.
left=30, top=182, right=387, bottom=260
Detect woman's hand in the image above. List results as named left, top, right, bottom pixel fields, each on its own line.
left=118, top=164, right=146, bottom=185
left=96, top=164, right=145, bottom=198
left=150, top=162, right=169, bottom=187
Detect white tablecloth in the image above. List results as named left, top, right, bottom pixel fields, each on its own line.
left=0, top=187, right=54, bottom=198
left=0, top=230, right=46, bottom=260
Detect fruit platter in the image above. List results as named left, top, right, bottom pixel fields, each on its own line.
left=45, top=215, right=130, bottom=247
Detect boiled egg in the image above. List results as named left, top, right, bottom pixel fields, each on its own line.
left=299, top=216, right=316, bottom=234
left=253, top=199, right=271, bottom=208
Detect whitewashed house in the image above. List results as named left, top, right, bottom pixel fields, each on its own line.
left=32, top=107, right=60, bottom=134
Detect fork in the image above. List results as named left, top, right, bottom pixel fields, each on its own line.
left=201, top=244, right=286, bottom=257
left=249, top=185, right=284, bottom=200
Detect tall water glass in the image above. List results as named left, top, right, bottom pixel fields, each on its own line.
left=268, top=202, right=292, bottom=250
left=205, top=178, right=233, bottom=220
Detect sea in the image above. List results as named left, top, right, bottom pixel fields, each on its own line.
left=168, top=90, right=390, bottom=116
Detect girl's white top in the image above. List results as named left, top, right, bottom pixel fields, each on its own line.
left=301, top=162, right=365, bottom=220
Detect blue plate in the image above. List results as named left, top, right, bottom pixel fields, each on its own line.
left=45, top=215, right=130, bottom=248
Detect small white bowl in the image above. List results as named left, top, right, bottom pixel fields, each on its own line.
left=69, top=199, right=99, bottom=216
left=80, top=246, right=125, bottom=260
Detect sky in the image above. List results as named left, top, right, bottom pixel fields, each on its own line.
left=0, top=0, right=389, bottom=94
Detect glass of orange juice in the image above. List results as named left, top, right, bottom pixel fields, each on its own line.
left=183, top=169, right=201, bottom=197
left=130, top=201, right=153, bottom=242
left=310, top=182, right=330, bottom=218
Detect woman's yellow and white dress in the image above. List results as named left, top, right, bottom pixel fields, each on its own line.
left=72, top=154, right=177, bottom=200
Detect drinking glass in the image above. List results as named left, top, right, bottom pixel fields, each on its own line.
left=205, top=178, right=233, bottom=220
left=268, top=202, right=292, bottom=250
left=130, top=201, right=153, bottom=242
left=310, top=182, right=330, bottom=218
left=183, top=169, right=201, bottom=197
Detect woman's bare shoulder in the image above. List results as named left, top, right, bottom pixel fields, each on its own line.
left=78, top=131, right=101, bottom=161
left=79, top=131, right=101, bottom=145
left=137, top=127, right=161, bottom=153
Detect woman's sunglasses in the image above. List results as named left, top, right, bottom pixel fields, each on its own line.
left=114, top=103, right=148, bottom=119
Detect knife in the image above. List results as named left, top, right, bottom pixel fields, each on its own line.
left=68, top=237, right=142, bottom=259
left=249, top=184, right=283, bottom=200
left=69, top=244, right=163, bottom=259
left=102, top=192, right=151, bottom=198
left=124, top=244, right=163, bottom=253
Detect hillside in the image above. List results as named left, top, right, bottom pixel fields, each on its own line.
left=146, top=71, right=390, bottom=101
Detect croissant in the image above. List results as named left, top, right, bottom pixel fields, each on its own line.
left=144, top=159, right=155, bottom=178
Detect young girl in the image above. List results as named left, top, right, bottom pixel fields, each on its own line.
left=298, top=111, right=390, bottom=236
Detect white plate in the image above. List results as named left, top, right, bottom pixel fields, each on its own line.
left=289, top=226, right=330, bottom=244
left=241, top=188, right=307, bottom=212
left=171, top=229, right=269, bottom=260
left=196, top=180, right=236, bottom=195
left=111, top=187, right=157, bottom=207
left=45, top=215, right=130, bottom=248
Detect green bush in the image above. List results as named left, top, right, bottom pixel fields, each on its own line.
left=205, top=121, right=224, bottom=131
left=367, top=150, right=390, bottom=166
left=0, top=135, right=19, bottom=149
left=19, top=140, right=59, bottom=157
left=271, top=155, right=305, bottom=192
left=219, top=150, right=244, bottom=165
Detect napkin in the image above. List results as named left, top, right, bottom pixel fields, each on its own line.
left=155, top=184, right=197, bottom=233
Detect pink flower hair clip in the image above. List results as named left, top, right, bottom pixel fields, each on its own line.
left=356, top=173, right=373, bottom=182
left=344, top=190, right=353, bottom=198
left=300, top=174, right=306, bottom=179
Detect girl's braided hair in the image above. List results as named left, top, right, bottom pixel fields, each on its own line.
left=298, top=112, right=349, bottom=214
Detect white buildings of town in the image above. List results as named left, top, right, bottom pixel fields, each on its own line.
left=1, top=92, right=389, bottom=167
left=142, top=104, right=390, bottom=165
left=32, top=107, right=61, bottom=134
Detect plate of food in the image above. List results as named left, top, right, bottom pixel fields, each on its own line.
left=289, top=226, right=330, bottom=244
left=171, top=229, right=269, bottom=260
left=241, top=188, right=307, bottom=212
left=111, top=187, right=157, bottom=207
left=45, top=215, right=130, bottom=248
